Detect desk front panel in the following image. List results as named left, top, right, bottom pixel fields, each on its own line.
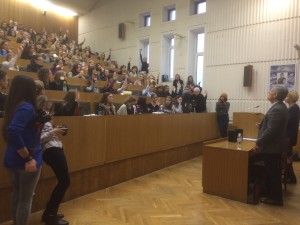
left=203, top=140, right=255, bottom=203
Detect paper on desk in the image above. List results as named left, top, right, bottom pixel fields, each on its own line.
left=243, top=138, right=257, bottom=142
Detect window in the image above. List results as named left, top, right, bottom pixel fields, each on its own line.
left=139, top=12, right=151, bottom=27
left=145, top=42, right=150, bottom=63
left=144, top=15, right=151, bottom=27
left=168, top=8, right=176, bottom=21
left=190, top=0, right=206, bottom=15
left=196, top=0, right=206, bottom=14
left=196, top=33, right=204, bottom=85
left=163, top=5, right=176, bottom=22
left=169, top=38, right=175, bottom=79
left=161, top=34, right=175, bottom=81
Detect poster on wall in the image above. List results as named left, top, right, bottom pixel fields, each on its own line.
left=269, top=64, right=296, bottom=91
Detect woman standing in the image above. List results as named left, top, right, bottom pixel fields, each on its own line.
left=2, top=75, right=42, bottom=225
left=285, top=90, right=300, bottom=184
left=186, top=75, right=195, bottom=89
left=172, top=74, right=184, bottom=97
left=37, top=95, right=70, bottom=225
left=215, top=93, right=230, bottom=137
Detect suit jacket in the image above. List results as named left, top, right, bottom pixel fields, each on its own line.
left=286, top=104, right=300, bottom=147
left=257, top=101, right=288, bottom=154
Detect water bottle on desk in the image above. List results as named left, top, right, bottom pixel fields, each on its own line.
left=159, top=105, right=164, bottom=113
left=237, top=133, right=242, bottom=150
left=62, top=81, right=68, bottom=92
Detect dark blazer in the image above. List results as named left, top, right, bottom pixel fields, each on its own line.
left=286, top=104, right=300, bottom=147
left=257, top=101, right=288, bottom=154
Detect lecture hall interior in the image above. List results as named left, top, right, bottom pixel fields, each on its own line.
left=1, top=0, right=300, bottom=224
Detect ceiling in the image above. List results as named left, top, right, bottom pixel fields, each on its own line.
left=48, top=0, right=101, bottom=15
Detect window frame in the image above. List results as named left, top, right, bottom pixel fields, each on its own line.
left=195, top=0, right=206, bottom=14
left=168, top=8, right=176, bottom=21
left=144, top=15, right=151, bottom=27
left=168, top=37, right=175, bottom=79
left=163, top=4, right=176, bottom=22
left=195, top=33, right=205, bottom=85
left=139, top=11, right=151, bottom=28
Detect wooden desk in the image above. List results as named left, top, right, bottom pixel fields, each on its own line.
left=202, top=140, right=255, bottom=203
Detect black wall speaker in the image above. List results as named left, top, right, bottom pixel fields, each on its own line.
left=118, top=23, right=125, bottom=40
left=243, top=65, right=253, bottom=87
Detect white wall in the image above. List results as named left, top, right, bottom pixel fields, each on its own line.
left=79, top=0, right=300, bottom=116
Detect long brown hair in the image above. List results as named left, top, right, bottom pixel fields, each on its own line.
left=100, top=92, right=113, bottom=105
left=2, top=75, right=37, bottom=141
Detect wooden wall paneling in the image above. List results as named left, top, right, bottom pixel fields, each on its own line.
left=105, top=115, right=146, bottom=162
left=0, top=134, right=10, bottom=188
left=105, top=114, right=220, bottom=163
left=0, top=113, right=219, bottom=223
left=0, top=0, right=78, bottom=42
left=0, top=187, right=12, bottom=222
left=232, top=112, right=264, bottom=138
left=191, top=113, right=220, bottom=142
left=52, top=117, right=107, bottom=172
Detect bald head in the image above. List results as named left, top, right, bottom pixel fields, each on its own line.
left=193, top=87, right=201, bottom=96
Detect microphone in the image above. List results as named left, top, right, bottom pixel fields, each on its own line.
left=245, top=105, right=260, bottom=110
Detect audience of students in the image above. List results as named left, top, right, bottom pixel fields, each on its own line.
left=146, top=93, right=160, bottom=113
left=136, top=96, right=147, bottom=114
left=161, top=96, right=175, bottom=114
left=97, top=92, right=116, bottom=115
left=0, top=40, right=10, bottom=56
left=117, top=96, right=137, bottom=115
left=172, top=74, right=184, bottom=97
left=0, top=19, right=209, bottom=118
left=37, top=68, right=52, bottom=89
left=173, top=95, right=183, bottom=114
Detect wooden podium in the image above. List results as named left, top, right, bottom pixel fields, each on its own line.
left=232, top=112, right=264, bottom=138
left=202, top=139, right=256, bottom=203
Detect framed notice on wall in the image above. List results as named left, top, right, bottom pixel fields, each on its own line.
left=269, top=64, right=296, bottom=91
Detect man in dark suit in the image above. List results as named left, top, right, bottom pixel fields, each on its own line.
left=254, top=85, right=288, bottom=206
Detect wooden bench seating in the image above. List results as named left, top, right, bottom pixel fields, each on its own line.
left=45, top=90, right=161, bottom=115
left=0, top=56, right=52, bottom=69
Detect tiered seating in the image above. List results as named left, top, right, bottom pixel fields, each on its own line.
left=45, top=89, right=163, bottom=115
left=1, top=30, right=158, bottom=115
left=0, top=56, right=52, bottom=70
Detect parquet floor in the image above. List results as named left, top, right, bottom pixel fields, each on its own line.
left=2, top=157, right=300, bottom=225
